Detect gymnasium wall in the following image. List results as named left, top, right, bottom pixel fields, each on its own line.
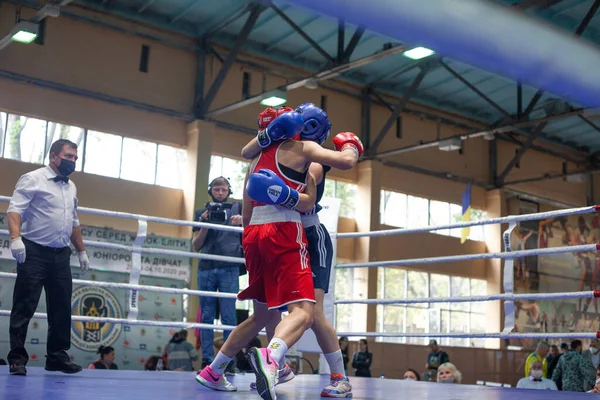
left=0, top=2, right=590, bottom=378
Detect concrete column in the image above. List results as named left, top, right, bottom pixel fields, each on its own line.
left=183, top=120, right=215, bottom=323
left=354, top=160, right=382, bottom=336
left=484, top=189, right=506, bottom=349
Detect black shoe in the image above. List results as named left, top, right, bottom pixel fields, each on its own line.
left=9, top=364, right=26, bottom=376
left=45, top=360, right=82, bottom=374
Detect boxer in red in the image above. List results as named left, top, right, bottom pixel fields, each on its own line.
left=196, top=107, right=362, bottom=400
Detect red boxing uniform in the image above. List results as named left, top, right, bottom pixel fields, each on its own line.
left=238, top=142, right=316, bottom=310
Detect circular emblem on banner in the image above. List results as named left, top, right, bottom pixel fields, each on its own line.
left=71, top=286, right=123, bottom=352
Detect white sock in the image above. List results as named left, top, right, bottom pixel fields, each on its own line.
left=324, top=350, right=345, bottom=376
left=210, top=352, right=233, bottom=375
left=267, top=338, right=288, bottom=367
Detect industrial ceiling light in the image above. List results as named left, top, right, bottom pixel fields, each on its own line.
left=403, top=46, right=435, bottom=60
left=10, top=21, right=39, bottom=44
left=260, top=88, right=287, bottom=107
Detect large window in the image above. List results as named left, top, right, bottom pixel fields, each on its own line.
left=120, top=138, right=157, bottom=185
left=84, top=130, right=123, bottom=178
left=0, top=112, right=6, bottom=158
left=323, top=179, right=357, bottom=219
left=376, top=269, right=487, bottom=348
left=334, top=261, right=355, bottom=333
left=380, top=189, right=487, bottom=241
left=0, top=112, right=186, bottom=189
left=4, top=116, right=47, bottom=164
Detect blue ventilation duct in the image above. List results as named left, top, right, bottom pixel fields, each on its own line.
left=286, top=0, right=600, bottom=107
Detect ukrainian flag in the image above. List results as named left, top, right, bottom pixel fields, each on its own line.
left=461, top=183, right=472, bottom=244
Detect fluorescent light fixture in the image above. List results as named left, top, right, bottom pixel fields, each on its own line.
left=403, top=46, right=435, bottom=60
left=438, top=137, right=462, bottom=151
left=260, top=88, right=287, bottom=107
left=10, top=21, right=39, bottom=44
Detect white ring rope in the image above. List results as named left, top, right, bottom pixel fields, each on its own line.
left=0, top=309, right=593, bottom=339
left=1, top=196, right=596, bottom=239
left=0, top=229, right=245, bottom=264
left=336, top=205, right=598, bottom=238
left=0, top=310, right=240, bottom=331
left=1, top=271, right=592, bottom=305
left=335, top=290, right=598, bottom=305
left=335, top=331, right=600, bottom=339
left=1, top=196, right=598, bottom=342
left=0, top=271, right=239, bottom=299
left=337, top=243, right=598, bottom=269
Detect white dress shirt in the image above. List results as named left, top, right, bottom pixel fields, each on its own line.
left=8, top=166, right=80, bottom=248
left=516, top=377, right=558, bottom=390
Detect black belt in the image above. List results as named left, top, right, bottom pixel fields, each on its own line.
left=22, top=237, right=69, bottom=253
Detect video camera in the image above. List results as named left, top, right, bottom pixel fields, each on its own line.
left=205, top=202, right=233, bottom=224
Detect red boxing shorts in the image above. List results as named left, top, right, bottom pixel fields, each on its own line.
left=238, top=219, right=315, bottom=310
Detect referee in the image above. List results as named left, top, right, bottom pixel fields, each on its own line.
left=6, top=139, right=90, bottom=376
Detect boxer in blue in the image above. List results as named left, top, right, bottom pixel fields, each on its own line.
left=240, top=103, right=356, bottom=398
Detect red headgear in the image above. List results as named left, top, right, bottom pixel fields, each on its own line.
left=258, top=107, right=278, bottom=131
left=277, top=106, right=294, bottom=116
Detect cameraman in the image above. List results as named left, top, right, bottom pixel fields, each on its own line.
left=192, top=176, right=244, bottom=370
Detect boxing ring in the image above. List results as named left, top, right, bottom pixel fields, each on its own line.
left=0, top=193, right=598, bottom=400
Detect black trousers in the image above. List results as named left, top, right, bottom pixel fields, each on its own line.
left=8, top=238, right=72, bottom=365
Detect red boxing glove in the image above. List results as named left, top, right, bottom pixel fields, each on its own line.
left=333, top=132, right=364, bottom=157
left=277, top=106, right=294, bottom=116
left=258, top=107, right=278, bottom=131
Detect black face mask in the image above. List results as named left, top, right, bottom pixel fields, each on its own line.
left=56, top=158, right=76, bottom=177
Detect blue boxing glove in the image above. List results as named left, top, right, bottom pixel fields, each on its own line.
left=256, top=111, right=304, bottom=148
left=246, top=169, right=299, bottom=210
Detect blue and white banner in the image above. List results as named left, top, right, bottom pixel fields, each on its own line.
left=0, top=215, right=190, bottom=370
left=0, top=214, right=191, bottom=281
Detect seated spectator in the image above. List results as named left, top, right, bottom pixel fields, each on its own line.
left=166, top=329, right=198, bottom=372
left=552, top=339, right=593, bottom=392
left=88, top=346, right=118, bottom=370
left=516, top=360, right=557, bottom=390
left=437, top=362, right=462, bottom=384
left=144, top=356, right=161, bottom=371
left=404, top=369, right=421, bottom=381
left=524, top=341, right=549, bottom=378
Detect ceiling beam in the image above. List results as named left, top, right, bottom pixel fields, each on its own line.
left=439, top=60, right=512, bottom=120
left=373, top=108, right=586, bottom=160
left=270, top=3, right=334, bottom=63
left=341, top=26, right=365, bottom=62
left=495, top=122, right=548, bottom=186
left=366, top=69, right=428, bottom=156
left=197, top=5, right=264, bottom=117
left=204, top=44, right=406, bottom=118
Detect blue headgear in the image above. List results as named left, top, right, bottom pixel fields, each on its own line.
left=295, top=102, right=332, bottom=145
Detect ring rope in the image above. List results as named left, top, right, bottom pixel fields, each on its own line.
left=335, top=331, right=600, bottom=339
left=0, top=229, right=245, bottom=264
left=0, top=310, right=240, bottom=331
left=336, top=243, right=598, bottom=269
left=336, top=205, right=598, bottom=238
left=1, top=270, right=591, bottom=305
left=0, top=310, right=593, bottom=339
left=335, top=290, right=599, bottom=305
left=1, top=196, right=596, bottom=240
left=0, top=271, right=239, bottom=299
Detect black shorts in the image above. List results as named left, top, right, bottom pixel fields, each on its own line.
left=305, top=223, right=333, bottom=293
